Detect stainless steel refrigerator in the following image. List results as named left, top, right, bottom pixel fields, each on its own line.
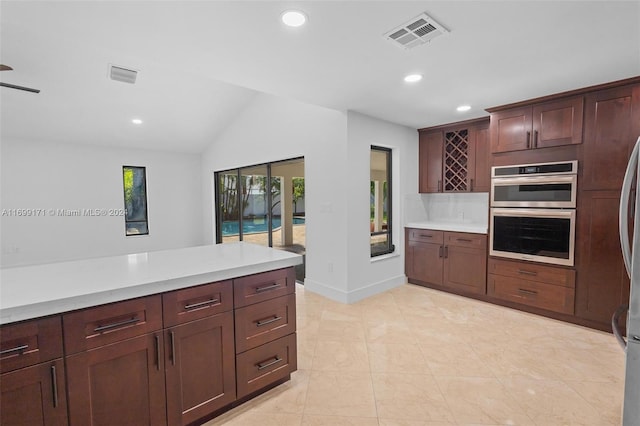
left=617, top=135, right=640, bottom=425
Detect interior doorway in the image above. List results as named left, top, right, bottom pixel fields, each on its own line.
left=214, top=157, right=305, bottom=282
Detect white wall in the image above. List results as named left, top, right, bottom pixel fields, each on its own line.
left=201, top=93, right=351, bottom=300
left=1, top=139, right=203, bottom=266
left=201, top=95, right=418, bottom=303
left=346, top=111, right=418, bottom=301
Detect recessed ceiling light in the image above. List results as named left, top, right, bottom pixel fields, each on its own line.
left=404, top=74, right=423, bottom=83
left=281, top=10, right=307, bottom=27
left=456, top=105, right=471, bottom=112
left=132, top=118, right=143, bottom=125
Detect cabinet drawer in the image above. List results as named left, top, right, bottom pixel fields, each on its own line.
left=236, top=333, right=297, bottom=399
left=488, top=274, right=575, bottom=315
left=235, top=294, right=296, bottom=353
left=234, top=267, right=296, bottom=308
left=63, top=295, right=163, bottom=355
left=0, top=316, right=63, bottom=374
left=488, top=258, right=575, bottom=288
left=408, top=228, right=443, bottom=244
left=445, top=232, right=487, bottom=249
left=163, top=280, right=232, bottom=327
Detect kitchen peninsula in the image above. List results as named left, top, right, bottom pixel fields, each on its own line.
left=0, top=242, right=302, bottom=426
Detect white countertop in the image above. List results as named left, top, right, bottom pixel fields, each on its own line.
left=0, top=243, right=302, bottom=325
left=406, top=221, right=488, bottom=234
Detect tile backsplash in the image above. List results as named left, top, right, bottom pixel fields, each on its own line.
left=404, top=192, right=489, bottom=225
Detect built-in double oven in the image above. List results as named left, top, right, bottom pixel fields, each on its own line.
left=489, top=160, right=577, bottom=266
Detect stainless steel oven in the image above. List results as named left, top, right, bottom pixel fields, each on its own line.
left=491, top=160, right=577, bottom=208
left=489, top=208, right=575, bottom=266
left=490, top=160, right=577, bottom=266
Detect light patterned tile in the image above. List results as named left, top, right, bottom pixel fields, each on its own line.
left=435, top=376, right=535, bottom=425
left=368, top=342, right=430, bottom=373
left=304, top=371, right=377, bottom=417
left=311, top=339, right=370, bottom=372
left=301, top=415, right=379, bottom=425
left=419, top=342, right=495, bottom=378
left=565, top=380, right=624, bottom=425
left=372, top=372, right=455, bottom=422
left=499, top=376, right=611, bottom=425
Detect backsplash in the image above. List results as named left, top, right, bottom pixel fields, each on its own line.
left=404, top=192, right=489, bottom=225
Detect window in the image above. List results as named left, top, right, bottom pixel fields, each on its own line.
left=123, top=166, right=149, bottom=236
left=371, top=146, right=393, bottom=256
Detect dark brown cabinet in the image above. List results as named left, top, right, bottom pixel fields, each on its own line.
left=574, top=81, right=640, bottom=329
left=405, top=228, right=487, bottom=295
left=64, top=296, right=166, bottom=426
left=1, top=316, right=68, bottom=426
left=233, top=267, right=297, bottom=399
left=487, top=258, right=575, bottom=315
left=163, top=280, right=236, bottom=426
left=581, top=84, right=640, bottom=191
left=575, top=191, right=630, bottom=325
left=66, top=333, right=167, bottom=426
left=489, top=96, right=583, bottom=153
left=165, top=312, right=236, bottom=426
left=418, top=118, right=490, bottom=193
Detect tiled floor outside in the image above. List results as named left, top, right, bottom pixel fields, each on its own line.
left=204, top=283, right=625, bottom=425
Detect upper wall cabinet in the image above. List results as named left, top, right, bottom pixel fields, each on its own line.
left=581, top=83, right=640, bottom=191
left=489, top=96, right=584, bottom=154
left=418, top=118, right=490, bottom=193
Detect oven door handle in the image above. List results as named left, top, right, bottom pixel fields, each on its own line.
left=619, top=136, right=640, bottom=277
left=491, top=175, right=577, bottom=186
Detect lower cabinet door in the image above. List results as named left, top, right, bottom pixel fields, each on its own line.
left=66, top=333, right=167, bottom=426
left=443, top=245, right=487, bottom=294
left=1, top=359, right=68, bottom=426
left=407, top=241, right=443, bottom=285
left=165, top=312, right=236, bottom=426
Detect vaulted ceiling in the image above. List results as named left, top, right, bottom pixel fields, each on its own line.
left=1, top=1, right=638, bottom=153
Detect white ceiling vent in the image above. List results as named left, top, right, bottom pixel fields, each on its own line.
left=384, top=12, right=449, bottom=50
left=109, top=65, right=138, bottom=84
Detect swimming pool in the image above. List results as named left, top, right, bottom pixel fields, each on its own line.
left=221, top=217, right=305, bottom=236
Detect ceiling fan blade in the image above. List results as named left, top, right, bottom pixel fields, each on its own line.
left=0, top=65, right=14, bottom=71
left=0, top=82, right=40, bottom=93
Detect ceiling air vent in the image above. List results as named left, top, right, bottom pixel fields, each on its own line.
left=384, top=12, right=449, bottom=50
left=109, top=65, right=138, bottom=84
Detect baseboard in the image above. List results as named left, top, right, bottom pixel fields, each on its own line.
left=303, top=274, right=406, bottom=304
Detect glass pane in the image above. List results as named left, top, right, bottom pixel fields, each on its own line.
left=123, top=166, right=148, bottom=236
left=371, top=148, right=391, bottom=256
left=240, top=165, right=269, bottom=246
left=218, top=170, right=240, bottom=243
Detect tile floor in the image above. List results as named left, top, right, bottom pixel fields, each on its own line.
left=204, top=283, right=625, bottom=425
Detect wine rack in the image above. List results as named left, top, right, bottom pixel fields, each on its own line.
left=444, top=129, right=469, bottom=191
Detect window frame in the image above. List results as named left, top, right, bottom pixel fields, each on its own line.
left=370, top=145, right=394, bottom=257
left=122, top=165, right=149, bottom=236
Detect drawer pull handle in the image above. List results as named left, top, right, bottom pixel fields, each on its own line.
left=184, top=298, right=219, bottom=311
left=518, top=288, right=538, bottom=295
left=419, top=234, right=433, bottom=238
left=517, top=269, right=538, bottom=276
left=51, top=365, right=59, bottom=408
left=256, top=316, right=283, bottom=327
left=155, top=335, right=161, bottom=371
left=94, top=317, right=140, bottom=333
left=457, top=238, right=472, bottom=242
left=0, top=344, right=29, bottom=356
left=255, top=283, right=281, bottom=293
left=256, top=357, right=282, bottom=371
left=170, top=331, right=176, bottom=366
